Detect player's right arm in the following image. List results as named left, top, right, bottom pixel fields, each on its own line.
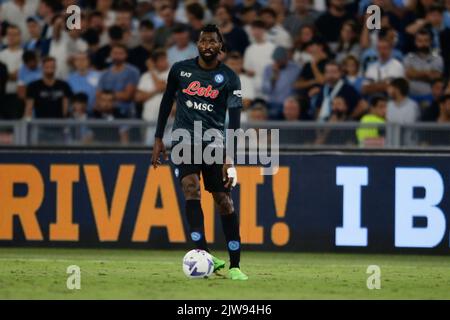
left=151, top=64, right=179, bottom=168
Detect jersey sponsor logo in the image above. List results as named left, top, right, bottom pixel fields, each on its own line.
left=214, top=73, right=224, bottom=84
left=180, top=71, right=192, bottom=78
left=182, top=81, right=219, bottom=99
left=233, top=90, right=242, bottom=98
left=186, top=100, right=214, bottom=112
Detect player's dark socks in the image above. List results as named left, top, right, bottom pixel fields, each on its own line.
left=220, top=212, right=241, bottom=269
left=185, top=200, right=209, bottom=252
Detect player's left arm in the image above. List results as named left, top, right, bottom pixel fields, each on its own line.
left=223, top=73, right=243, bottom=189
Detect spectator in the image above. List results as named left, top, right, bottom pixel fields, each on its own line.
left=421, top=78, right=445, bottom=122
left=0, top=60, right=8, bottom=119
left=17, top=51, right=42, bottom=101
left=96, top=44, right=140, bottom=119
left=94, top=90, right=115, bottom=120
left=356, top=95, right=387, bottom=147
left=315, top=95, right=356, bottom=146
left=406, top=4, right=446, bottom=51
left=294, top=38, right=330, bottom=95
left=93, top=25, right=125, bottom=70
left=25, top=56, right=72, bottom=119
left=225, top=51, right=255, bottom=114
left=268, top=0, right=288, bottom=25
left=262, top=46, right=301, bottom=119
left=186, top=3, right=206, bottom=42
left=240, top=6, right=258, bottom=38
left=243, top=20, right=276, bottom=99
left=248, top=100, right=269, bottom=122
left=362, top=38, right=405, bottom=96
left=283, top=96, right=301, bottom=121
left=215, top=5, right=250, bottom=55
left=342, top=55, right=364, bottom=94
left=404, top=29, right=444, bottom=104
left=386, top=78, right=420, bottom=124
left=314, top=0, right=353, bottom=44
left=437, top=94, right=450, bottom=123
left=82, top=28, right=101, bottom=65
left=445, top=0, right=450, bottom=28
left=360, top=28, right=403, bottom=72
left=93, top=90, right=129, bottom=144
left=333, top=20, right=361, bottom=63
left=115, top=5, right=140, bottom=48
left=128, top=20, right=155, bottom=74
left=48, top=14, right=87, bottom=79
left=24, top=16, right=50, bottom=56
left=136, top=49, right=170, bottom=145
left=260, top=7, right=292, bottom=49
left=292, top=24, right=316, bottom=68
left=154, top=4, right=178, bottom=49
left=283, top=0, right=319, bottom=39
left=313, top=61, right=362, bottom=121
left=68, top=52, right=101, bottom=116
left=88, top=10, right=109, bottom=46
left=441, top=27, right=450, bottom=78
left=0, top=25, right=24, bottom=119
left=95, top=0, right=116, bottom=28
left=38, top=0, right=61, bottom=40
left=234, top=0, right=263, bottom=13
left=167, top=24, right=198, bottom=66
left=0, top=0, right=39, bottom=42
left=70, top=93, right=93, bottom=144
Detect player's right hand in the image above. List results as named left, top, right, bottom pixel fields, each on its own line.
left=151, top=138, right=168, bottom=169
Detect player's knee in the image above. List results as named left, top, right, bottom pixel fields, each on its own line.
left=182, top=179, right=200, bottom=199
left=214, top=194, right=234, bottom=215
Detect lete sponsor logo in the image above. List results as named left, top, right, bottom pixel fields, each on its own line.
left=182, top=81, right=219, bottom=99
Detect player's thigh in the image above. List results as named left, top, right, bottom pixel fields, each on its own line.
left=212, top=192, right=234, bottom=215
left=202, top=163, right=230, bottom=194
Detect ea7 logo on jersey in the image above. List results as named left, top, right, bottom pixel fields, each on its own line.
left=180, top=71, right=192, bottom=78
left=186, top=100, right=214, bottom=112
left=233, top=90, right=242, bottom=98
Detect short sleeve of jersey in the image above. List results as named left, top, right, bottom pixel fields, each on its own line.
left=227, top=72, right=243, bottom=109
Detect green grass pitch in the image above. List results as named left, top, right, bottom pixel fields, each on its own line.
left=0, top=248, right=449, bottom=299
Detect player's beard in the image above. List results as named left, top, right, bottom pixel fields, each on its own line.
left=199, top=51, right=219, bottom=63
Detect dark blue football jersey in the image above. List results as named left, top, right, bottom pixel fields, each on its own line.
left=165, top=58, right=243, bottom=142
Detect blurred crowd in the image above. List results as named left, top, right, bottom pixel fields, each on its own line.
left=1, top=0, right=450, bottom=145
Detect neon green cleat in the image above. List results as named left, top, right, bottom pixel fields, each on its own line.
left=211, top=256, right=226, bottom=272
left=228, top=268, right=249, bottom=280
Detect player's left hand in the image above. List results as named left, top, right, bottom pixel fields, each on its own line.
left=223, top=163, right=237, bottom=189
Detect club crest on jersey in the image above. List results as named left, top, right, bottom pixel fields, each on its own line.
left=182, top=81, right=219, bottom=99
left=214, top=74, right=224, bottom=84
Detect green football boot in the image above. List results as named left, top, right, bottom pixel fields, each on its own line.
left=228, top=268, right=249, bottom=280
left=211, top=255, right=226, bottom=272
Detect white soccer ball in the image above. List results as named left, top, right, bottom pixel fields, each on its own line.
left=182, top=249, right=214, bottom=279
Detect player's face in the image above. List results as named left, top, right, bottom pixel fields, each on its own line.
left=198, top=32, right=222, bottom=63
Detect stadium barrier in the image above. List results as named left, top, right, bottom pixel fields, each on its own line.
left=1, top=119, right=450, bottom=148
left=0, top=148, right=449, bottom=254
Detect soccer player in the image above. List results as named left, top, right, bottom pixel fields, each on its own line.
left=151, top=24, right=248, bottom=280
